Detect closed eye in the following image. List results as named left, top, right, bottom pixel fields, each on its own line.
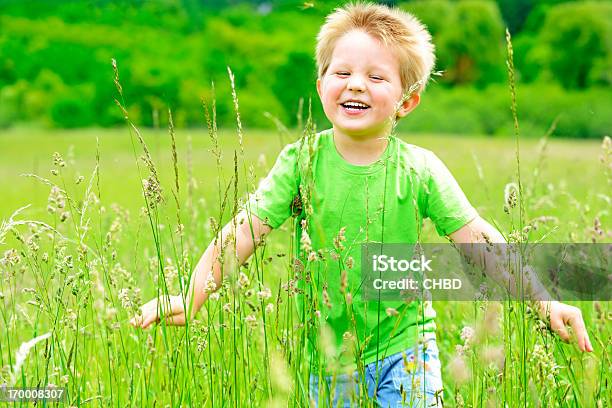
left=335, top=72, right=350, bottom=77
left=370, top=75, right=384, bottom=81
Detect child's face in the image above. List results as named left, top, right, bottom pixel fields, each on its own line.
left=317, top=30, right=419, bottom=140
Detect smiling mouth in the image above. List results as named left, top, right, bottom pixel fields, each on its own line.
left=341, top=101, right=370, bottom=110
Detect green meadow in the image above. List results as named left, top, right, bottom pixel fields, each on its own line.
left=1, top=127, right=608, bottom=236
left=0, top=125, right=609, bottom=406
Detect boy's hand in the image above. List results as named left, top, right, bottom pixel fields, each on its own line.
left=538, top=301, right=593, bottom=352
left=449, top=218, right=594, bottom=353
left=130, top=295, right=187, bottom=329
left=128, top=212, right=270, bottom=330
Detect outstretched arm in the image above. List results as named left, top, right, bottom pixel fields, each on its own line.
left=131, top=210, right=272, bottom=329
left=449, top=216, right=593, bottom=352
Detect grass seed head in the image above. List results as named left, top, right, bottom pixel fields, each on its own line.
left=300, top=228, right=312, bottom=253
left=340, top=270, right=348, bottom=294
left=245, top=314, right=257, bottom=327
left=386, top=307, right=399, bottom=317
left=53, top=152, right=66, bottom=168
left=531, top=344, right=559, bottom=385
left=257, top=287, right=272, bottom=300
left=322, top=287, right=332, bottom=309
left=11, top=332, right=51, bottom=385
left=203, top=274, right=217, bottom=293
left=448, top=354, right=470, bottom=385
left=333, top=226, right=346, bottom=252
left=142, top=175, right=164, bottom=209
left=504, top=182, right=518, bottom=213
left=59, top=211, right=69, bottom=223
left=1, top=249, right=21, bottom=267
left=345, top=256, right=354, bottom=269
left=238, top=272, right=250, bottom=290
left=460, top=326, right=475, bottom=346
left=481, top=345, right=505, bottom=372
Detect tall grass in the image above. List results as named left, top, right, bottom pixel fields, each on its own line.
left=0, top=55, right=609, bottom=407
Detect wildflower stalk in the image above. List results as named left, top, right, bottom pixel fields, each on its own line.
left=167, top=108, right=199, bottom=396
left=505, top=28, right=529, bottom=407
left=111, top=58, right=178, bottom=405
left=202, top=93, right=224, bottom=405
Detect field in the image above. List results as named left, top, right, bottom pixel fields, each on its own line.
left=0, top=126, right=610, bottom=407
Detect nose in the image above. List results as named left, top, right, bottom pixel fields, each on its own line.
left=347, top=74, right=366, bottom=92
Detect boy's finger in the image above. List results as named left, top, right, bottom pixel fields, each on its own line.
left=165, top=313, right=186, bottom=326
left=129, top=316, right=140, bottom=327
left=569, top=314, right=589, bottom=352
left=550, top=316, right=570, bottom=342
left=141, top=313, right=159, bottom=329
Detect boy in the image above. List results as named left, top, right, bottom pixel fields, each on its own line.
left=132, top=3, right=592, bottom=407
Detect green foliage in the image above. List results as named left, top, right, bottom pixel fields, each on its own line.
left=540, top=2, right=611, bottom=88
left=404, top=0, right=506, bottom=86
left=518, top=2, right=612, bottom=89
left=399, top=84, right=612, bottom=138
left=402, top=0, right=453, bottom=39
left=0, top=4, right=323, bottom=129
left=0, top=80, right=27, bottom=128
left=518, top=84, right=612, bottom=138
left=50, top=96, right=93, bottom=128
left=495, top=0, right=534, bottom=34
left=0, top=0, right=609, bottom=136
left=451, top=1, right=506, bottom=86
left=0, top=0, right=193, bottom=32
left=272, top=52, right=319, bottom=126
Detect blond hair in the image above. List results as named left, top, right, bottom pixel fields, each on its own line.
left=315, top=2, right=435, bottom=94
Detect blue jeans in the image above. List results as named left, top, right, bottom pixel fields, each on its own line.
left=309, top=339, right=443, bottom=407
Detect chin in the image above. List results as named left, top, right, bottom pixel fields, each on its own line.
left=339, top=121, right=387, bottom=134
left=337, top=127, right=379, bottom=138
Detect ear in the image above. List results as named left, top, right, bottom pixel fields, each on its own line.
left=396, top=93, right=420, bottom=119
left=316, top=78, right=322, bottom=99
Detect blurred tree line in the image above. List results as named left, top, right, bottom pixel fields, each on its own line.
left=0, top=0, right=610, bottom=137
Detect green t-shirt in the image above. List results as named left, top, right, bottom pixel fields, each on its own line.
left=246, top=129, right=477, bottom=371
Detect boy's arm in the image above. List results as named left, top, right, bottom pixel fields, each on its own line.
left=448, top=216, right=593, bottom=352
left=131, top=210, right=272, bottom=329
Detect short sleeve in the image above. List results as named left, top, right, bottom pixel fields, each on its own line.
left=423, top=151, right=478, bottom=236
left=244, top=143, right=300, bottom=229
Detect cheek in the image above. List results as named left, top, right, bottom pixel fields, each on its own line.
left=322, top=81, right=343, bottom=98
left=322, top=91, right=340, bottom=110
left=318, top=92, right=335, bottom=114
left=377, top=93, right=400, bottom=111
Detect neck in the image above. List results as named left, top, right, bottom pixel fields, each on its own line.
left=332, top=128, right=390, bottom=166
